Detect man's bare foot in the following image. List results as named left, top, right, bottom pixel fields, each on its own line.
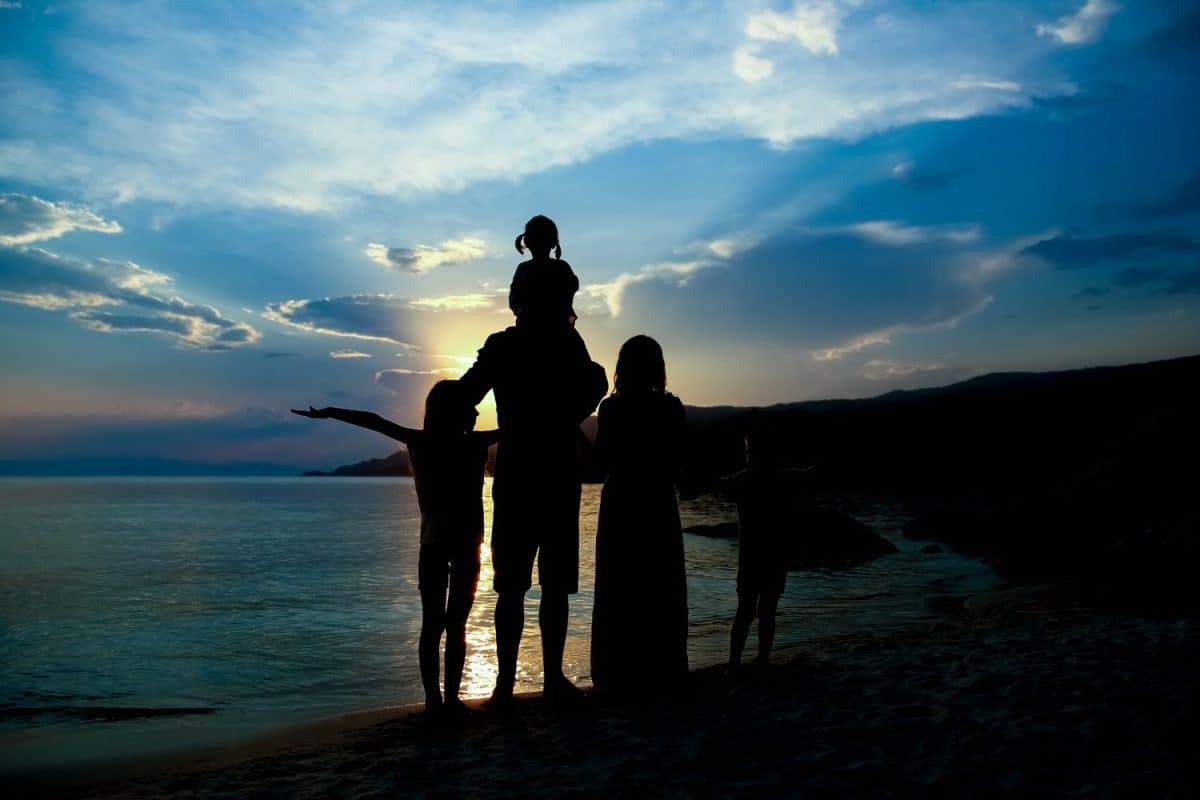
left=483, top=685, right=516, bottom=711
left=442, top=697, right=473, bottom=719
left=543, top=676, right=585, bottom=706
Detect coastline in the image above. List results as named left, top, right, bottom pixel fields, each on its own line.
left=9, top=586, right=1193, bottom=799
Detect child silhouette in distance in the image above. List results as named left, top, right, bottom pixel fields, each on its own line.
left=722, top=424, right=806, bottom=678
left=293, top=381, right=499, bottom=716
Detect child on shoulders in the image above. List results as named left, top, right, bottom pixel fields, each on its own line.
left=509, top=214, right=580, bottom=327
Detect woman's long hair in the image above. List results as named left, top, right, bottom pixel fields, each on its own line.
left=614, top=335, right=666, bottom=395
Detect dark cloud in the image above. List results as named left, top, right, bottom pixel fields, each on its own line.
left=264, top=351, right=301, bottom=358
left=263, top=295, right=419, bottom=345
left=604, top=226, right=1000, bottom=361
left=1112, top=266, right=1168, bottom=287
left=1110, top=265, right=1200, bottom=295
left=0, top=247, right=260, bottom=348
left=898, top=166, right=965, bottom=192
left=73, top=309, right=194, bottom=336
left=1145, top=7, right=1200, bottom=65
left=1022, top=231, right=1199, bottom=270
left=1069, top=287, right=1110, bottom=301
left=262, top=292, right=500, bottom=347
left=1083, top=304, right=1102, bottom=312
left=364, top=239, right=487, bottom=274
left=372, top=368, right=459, bottom=414
left=1128, top=170, right=1200, bottom=221
left=1163, top=267, right=1200, bottom=295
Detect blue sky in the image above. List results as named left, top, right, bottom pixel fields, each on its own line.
left=1, top=0, right=1198, bottom=469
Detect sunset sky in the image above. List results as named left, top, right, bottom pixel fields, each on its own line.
left=1, top=0, right=1198, bottom=470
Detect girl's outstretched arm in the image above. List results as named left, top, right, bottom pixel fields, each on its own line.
left=291, top=406, right=417, bottom=444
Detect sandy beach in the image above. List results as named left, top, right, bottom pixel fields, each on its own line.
left=9, top=589, right=1193, bottom=799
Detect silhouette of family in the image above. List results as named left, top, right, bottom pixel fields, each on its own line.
left=294, top=215, right=788, bottom=711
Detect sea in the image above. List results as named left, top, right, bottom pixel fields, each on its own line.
left=0, top=477, right=999, bottom=771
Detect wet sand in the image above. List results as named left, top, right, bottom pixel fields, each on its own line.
left=8, top=593, right=1194, bottom=799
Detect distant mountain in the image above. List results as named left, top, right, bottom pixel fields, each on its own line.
left=0, top=457, right=295, bottom=477
left=303, top=354, right=1200, bottom=496
left=677, top=353, right=1200, bottom=496
left=303, top=449, right=414, bottom=477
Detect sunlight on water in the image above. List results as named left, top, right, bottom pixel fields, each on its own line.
left=0, top=476, right=997, bottom=768
left=461, top=487, right=498, bottom=698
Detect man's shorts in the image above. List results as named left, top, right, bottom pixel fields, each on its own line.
left=418, top=540, right=482, bottom=620
left=490, top=479, right=581, bottom=595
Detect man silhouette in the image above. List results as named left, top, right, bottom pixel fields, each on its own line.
left=459, top=322, right=607, bottom=704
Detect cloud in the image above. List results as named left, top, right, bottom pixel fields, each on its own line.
left=0, top=247, right=260, bottom=349
left=329, top=349, right=371, bottom=359
left=861, top=359, right=945, bottom=381
left=0, top=1, right=1055, bottom=210
left=1111, top=266, right=1166, bottom=288
left=1127, top=171, right=1200, bottom=220
left=0, top=194, right=122, bottom=246
left=745, top=2, right=843, bottom=55
left=1112, top=266, right=1200, bottom=295
left=364, top=238, right=487, bottom=274
left=732, top=46, right=774, bottom=83
left=0, top=2, right=22, bottom=9
left=593, top=222, right=1035, bottom=368
left=1037, top=0, right=1119, bottom=46
left=578, top=260, right=714, bottom=318
left=407, top=292, right=499, bottom=312
left=1069, top=286, right=1110, bottom=301
left=891, top=161, right=965, bottom=191
left=1021, top=230, right=1199, bottom=269
left=263, top=295, right=419, bottom=346
left=848, top=220, right=982, bottom=246
left=374, top=367, right=463, bottom=393
left=263, top=292, right=501, bottom=345
left=1031, top=80, right=1124, bottom=117
left=812, top=329, right=896, bottom=362
left=951, top=77, right=1021, bottom=92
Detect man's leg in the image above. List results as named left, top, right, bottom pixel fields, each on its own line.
left=539, top=589, right=569, bottom=686
left=492, top=590, right=524, bottom=700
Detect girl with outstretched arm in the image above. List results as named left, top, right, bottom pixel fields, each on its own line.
left=293, top=380, right=499, bottom=715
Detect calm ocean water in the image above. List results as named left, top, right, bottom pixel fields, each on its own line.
left=0, top=477, right=997, bottom=770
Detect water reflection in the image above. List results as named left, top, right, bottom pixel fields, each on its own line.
left=0, top=477, right=998, bottom=743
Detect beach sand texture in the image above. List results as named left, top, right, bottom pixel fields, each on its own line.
left=16, top=596, right=1194, bottom=799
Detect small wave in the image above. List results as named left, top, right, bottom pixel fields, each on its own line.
left=0, top=705, right=216, bottom=722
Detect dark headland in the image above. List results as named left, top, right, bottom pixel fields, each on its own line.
left=305, top=354, right=1199, bottom=611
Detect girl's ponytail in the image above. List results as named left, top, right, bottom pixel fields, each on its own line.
left=514, top=234, right=526, bottom=255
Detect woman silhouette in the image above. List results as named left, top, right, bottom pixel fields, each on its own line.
left=590, top=335, right=689, bottom=695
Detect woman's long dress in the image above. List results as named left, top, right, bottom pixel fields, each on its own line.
left=590, top=391, right=689, bottom=694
